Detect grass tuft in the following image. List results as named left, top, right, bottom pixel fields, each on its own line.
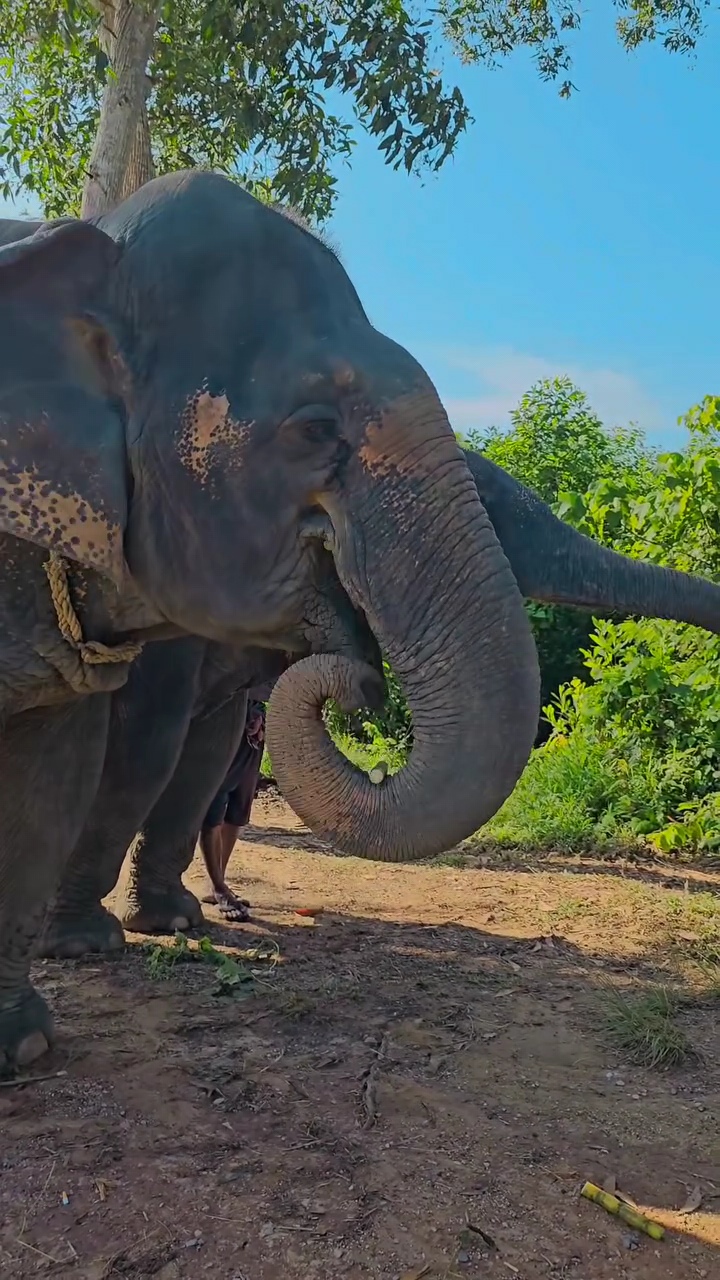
left=600, top=985, right=695, bottom=1069
left=430, top=851, right=469, bottom=868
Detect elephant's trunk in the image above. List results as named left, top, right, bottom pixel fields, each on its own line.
left=466, top=451, right=720, bottom=630
left=267, top=388, right=540, bottom=861
left=543, top=540, right=720, bottom=630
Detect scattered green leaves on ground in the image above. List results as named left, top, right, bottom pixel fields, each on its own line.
left=144, top=931, right=280, bottom=996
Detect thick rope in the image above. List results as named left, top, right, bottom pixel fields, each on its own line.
left=44, top=551, right=144, bottom=666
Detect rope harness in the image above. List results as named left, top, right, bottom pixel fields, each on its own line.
left=44, top=550, right=144, bottom=667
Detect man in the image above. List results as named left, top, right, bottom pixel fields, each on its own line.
left=200, top=695, right=266, bottom=922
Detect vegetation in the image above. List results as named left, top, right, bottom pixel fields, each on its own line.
left=318, top=385, right=720, bottom=859
left=468, top=378, right=652, bottom=719
left=484, top=393, right=720, bottom=855
left=144, top=930, right=280, bottom=994
left=0, top=1, right=713, bottom=219
left=600, top=985, right=695, bottom=1069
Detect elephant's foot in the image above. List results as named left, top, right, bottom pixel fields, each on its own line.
left=117, top=883, right=204, bottom=935
left=0, top=988, right=55, bottom=1073
left=39, top=904, right=126, bottom=959
left=201, top=888, right=251, bottom=923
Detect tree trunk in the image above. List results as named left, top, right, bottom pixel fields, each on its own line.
left=82, top=0, right=159, bottom=219
left=119, top=100, right=155, bottom=203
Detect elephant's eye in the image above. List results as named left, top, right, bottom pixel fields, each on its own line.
left=301, top=418, right=337, bottom=444
left=281, top=404, right=340, bottom=449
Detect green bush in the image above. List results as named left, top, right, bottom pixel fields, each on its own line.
left=466, top=376, right=651, bottom=500
left=484, top=681, right=704, bottom=852
left=484, top=395, right=720, bottom=854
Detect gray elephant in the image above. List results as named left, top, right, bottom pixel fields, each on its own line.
left=39, top=635, right=358, bottom=960
left=0, top=172, right=541, bottom=1069
left=39, top=446, right=720, bottom=962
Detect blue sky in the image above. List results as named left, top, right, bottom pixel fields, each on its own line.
left=2, top=10, right=718, bottom=448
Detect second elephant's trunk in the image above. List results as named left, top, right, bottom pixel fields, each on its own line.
left=467, top=451, right=720, bottom=632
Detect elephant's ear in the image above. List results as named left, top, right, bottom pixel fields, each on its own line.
left=0, top=219, right=130, bottom=587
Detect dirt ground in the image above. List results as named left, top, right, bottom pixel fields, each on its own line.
left=1, top=790, right=719, bottom=1280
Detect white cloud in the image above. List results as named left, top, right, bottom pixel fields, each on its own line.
left=434, top=345, right=665, bottom=439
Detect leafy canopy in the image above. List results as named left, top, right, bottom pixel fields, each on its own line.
left=464, top=376, right=651, bottom=502
left=0, top=0, right=712, bottom=219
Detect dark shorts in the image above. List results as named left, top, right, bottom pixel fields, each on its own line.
left=202, top=737, right=265, bottom=830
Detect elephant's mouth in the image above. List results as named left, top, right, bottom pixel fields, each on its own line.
left=293, top=519, right=384, bottom=687
left=299, top=507, right=365, bottom=617
left=299, top=509, right=338, bottom=556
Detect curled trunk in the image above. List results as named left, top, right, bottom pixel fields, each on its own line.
left=466, top=451, right=720, bottom=631
left=268, top=394, right=541, bottom=862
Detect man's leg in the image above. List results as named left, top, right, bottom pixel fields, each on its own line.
left=206, top=736, right=266, bottom=918
left=221, top=822, right=242, bottom=870
left=199, top=787, right=249, bottom=909
left=200, top=802, right=251, bottom=922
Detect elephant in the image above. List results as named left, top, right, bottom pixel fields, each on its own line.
left=0, top=219, right=46, bottom=248
left=38, top=445, right=720, bottom=962
left=38, top=636, right=356, bottom=960
left=0, top=170, right=541, bottom=1069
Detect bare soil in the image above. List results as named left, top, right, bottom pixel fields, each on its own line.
left=2, top=791, right=719, bottom=1280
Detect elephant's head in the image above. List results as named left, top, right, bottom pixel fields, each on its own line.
left=0, top=172, right=540, bottom=859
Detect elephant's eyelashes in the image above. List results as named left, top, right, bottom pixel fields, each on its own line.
left=281, top=404, right=339, bottom=444
left=300, top=419, right=338, bottom=444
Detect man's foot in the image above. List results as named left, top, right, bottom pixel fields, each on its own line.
left=201, top=888, right=251, bottom=922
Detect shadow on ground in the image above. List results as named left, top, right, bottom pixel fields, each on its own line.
left=2, top=793, right=719, bottom=1280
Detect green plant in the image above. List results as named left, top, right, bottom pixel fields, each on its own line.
left=0, top=0, right=474, bottom=220
left=466, top=378, right=651, bottom=503
left=600, top=986, right=695, bottom=1069
left=144, top=932, right=279, bottom=995
left=2, top=2, right=705, bottom=216
left=489, top=396, right=720, bottom=855
left=145, top=931, right=190, bottom=978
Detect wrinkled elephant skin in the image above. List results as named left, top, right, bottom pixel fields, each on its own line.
left=0, top=175, right=539, bottom=1068
left=42, top=449, right=720, bottom=959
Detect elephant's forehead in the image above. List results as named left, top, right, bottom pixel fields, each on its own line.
left=177, top=388, right=250, bottom=486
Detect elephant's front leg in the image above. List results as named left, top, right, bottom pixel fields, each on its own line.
left=114, top=690, right=249, bottom=934
left=0, top=697, right=110, bottom=1070
left=39, top=640, right=206, bottom=959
